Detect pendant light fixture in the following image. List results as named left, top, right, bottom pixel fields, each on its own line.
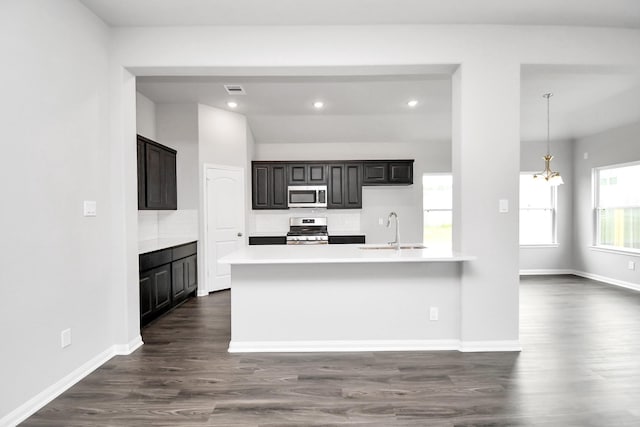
left=533, top=93, right=564, bottom=186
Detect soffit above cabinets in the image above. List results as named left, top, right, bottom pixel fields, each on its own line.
left=80, top=0, right=640, bottom=28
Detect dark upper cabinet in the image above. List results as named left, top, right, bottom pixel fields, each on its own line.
left=389, top=161, right=413, bottom=184
left=362, top=160, right=414, bottom=185
left=137, top=134, right=177, bottom=210
left=137, top=139, right=146, bottom=209
left=327, top=163, right=362, bottom=209
left=252, top=162, right=288, bottom=209
left=287, top=163, right=327, bottom=185
left=362, top=162, right=387, bottom=184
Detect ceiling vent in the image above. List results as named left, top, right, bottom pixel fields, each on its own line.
left=224, top=84, right=246, bottom=95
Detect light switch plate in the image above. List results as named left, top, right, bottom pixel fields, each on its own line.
left=499, top=199, right=509, bottom=213
left=83, top=200, right=97, bottom=217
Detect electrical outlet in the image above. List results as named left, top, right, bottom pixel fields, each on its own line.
left=628, top=261, right=636, bottom=271
left=83, top=200, right=97, bottom=217
left=429, top=306, right=439, bottom=321
left=378, top=217, right=383, bottom=225
left=61, top=328, right=71, bottom=348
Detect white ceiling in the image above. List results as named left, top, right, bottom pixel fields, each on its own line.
left=137, top=68, right=640, bottom=143
left=119, top=1, right=640, bottom=144
left=80, top=0, right=640, bottom=28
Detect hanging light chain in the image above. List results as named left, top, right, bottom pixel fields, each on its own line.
left=543, top=92, right=553, bottom=156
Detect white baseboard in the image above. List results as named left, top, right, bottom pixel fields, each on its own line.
left=519, top=269, right=574, bottom=275
left=196, top=289, right=209, bottom=297
left=229, top=339, right=461, bottom=353
left=229, top=339, right=521, bottom=353
left=459, top=340, right=522, bottom=352
left=113, top=335, right=144, bottom=355
left=1, top=337, right=144, bottom=427
left=572, top=270, right=640, bottom=292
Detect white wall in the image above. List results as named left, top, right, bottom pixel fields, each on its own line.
left=0, top=0, right=113, bottom=423
left=520, top=140, right=574, bottom=272
left=135, top=92, right=156, bottom=139
left=136, top=103, right=199, bottom=242
left=156, top=104, right=199, bottom=210
left=573, top=121, right=640, bottom=285
left=197, top=104, right=253, bottom=292
left=3, top=13, right=637, bottom=423
left=252, top=141, right=451, bottom=243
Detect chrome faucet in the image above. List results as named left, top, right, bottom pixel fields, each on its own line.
left=386, top=211, right=400, bottom=249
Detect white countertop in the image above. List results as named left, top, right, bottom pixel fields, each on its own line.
left=138, top=237, right=198, bottom=254
left=220, top=244, right=475, bottom=265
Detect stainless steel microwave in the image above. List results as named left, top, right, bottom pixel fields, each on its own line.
left=287, top=185, right=327, bottom=208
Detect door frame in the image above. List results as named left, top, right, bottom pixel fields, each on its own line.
left=200, top=163, right=246, bottom=295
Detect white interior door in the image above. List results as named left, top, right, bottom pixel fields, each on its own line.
left=205, top=166, right=245, bottom=292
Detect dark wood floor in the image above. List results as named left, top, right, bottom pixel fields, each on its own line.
left=22, top=275, right=640, bottom=426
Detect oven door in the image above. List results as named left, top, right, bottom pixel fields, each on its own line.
left=287, top=186, right=327, bottom=208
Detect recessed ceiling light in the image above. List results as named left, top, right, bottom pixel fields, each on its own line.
left=313, top=101, right=324, bottom=109
left=227, top=101, right=238, bottom=109
left=407, top=100, right=419, bottom=108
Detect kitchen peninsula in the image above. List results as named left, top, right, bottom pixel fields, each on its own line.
left=220, top=245, right=475, bottom=353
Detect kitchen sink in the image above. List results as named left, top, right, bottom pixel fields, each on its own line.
left=360, top=244, right=427, bottom=250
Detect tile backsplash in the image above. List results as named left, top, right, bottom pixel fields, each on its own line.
left=138, top=209, right=198, bottom=241
left=250, top=210, right=361, bottom=234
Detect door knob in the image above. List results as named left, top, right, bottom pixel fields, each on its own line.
left=237, top=232, right=243, bottom=237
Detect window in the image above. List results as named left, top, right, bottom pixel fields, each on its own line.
left=423, top=174, right=452, bottom=248
left=520, top=173, right=557, bottom=245
left=594, top=162, right=640, bottom=252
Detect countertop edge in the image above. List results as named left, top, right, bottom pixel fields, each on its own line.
left=138, top=237, right=198, bottom=255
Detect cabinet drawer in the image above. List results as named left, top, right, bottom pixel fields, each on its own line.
left=172, top=242, right=197, bottom=260
left=139, top=248, right=172, bottom=271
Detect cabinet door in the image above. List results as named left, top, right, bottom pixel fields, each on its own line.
left=172, top=259, right=186, bottom=301
left=137, top=138, right=146, bottom=209
left=308, top=164, right=327, bottom=184
left=343, top=163, right=362, bottom=208
left=270, top=165, right=288, bottom=209
left=185, top=255, right=198, bottom=293
left=162, top=150, right=177, bottom=209
left=389, top=161, right=413, bottom=184
left=362, top=162, right=387, bottom=184
left=154, top=264, right=172, bottom=311
left=252, top=164, right=270, bottom=209
left=327, top=164, right=345, bottom=208
left=287, top=163, right=307, bottom=185
left=139, top=271, right=154, bottom=325
left=145, top=143, right=164, bottom=209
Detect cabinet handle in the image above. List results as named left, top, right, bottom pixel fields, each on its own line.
left=237, top=232, right=243, bottom=237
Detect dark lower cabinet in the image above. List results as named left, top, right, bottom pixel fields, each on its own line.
left=139, top=264, right=172, bottom=326
left=172, top=254, right=197, bottom=304
left=249, top=236, right=287, bottom=245
left=139, top=242, right=197, bottom=327
left=328, top=235, right=366, bottom=244
left=327, top=163, right=362, bottom=209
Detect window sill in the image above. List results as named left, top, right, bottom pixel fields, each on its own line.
left=520, top=244, right=559, bottom=248
left=589, top=246, right=640, bottom=257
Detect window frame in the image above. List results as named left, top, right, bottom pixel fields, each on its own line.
left=519, top=172, right=558, bottom=247
left=422, top=173, right=453, bottom=248
left=592, top=160, right=640, bottom=255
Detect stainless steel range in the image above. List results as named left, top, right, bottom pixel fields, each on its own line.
left=286, top=217, right=328, bottom=245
